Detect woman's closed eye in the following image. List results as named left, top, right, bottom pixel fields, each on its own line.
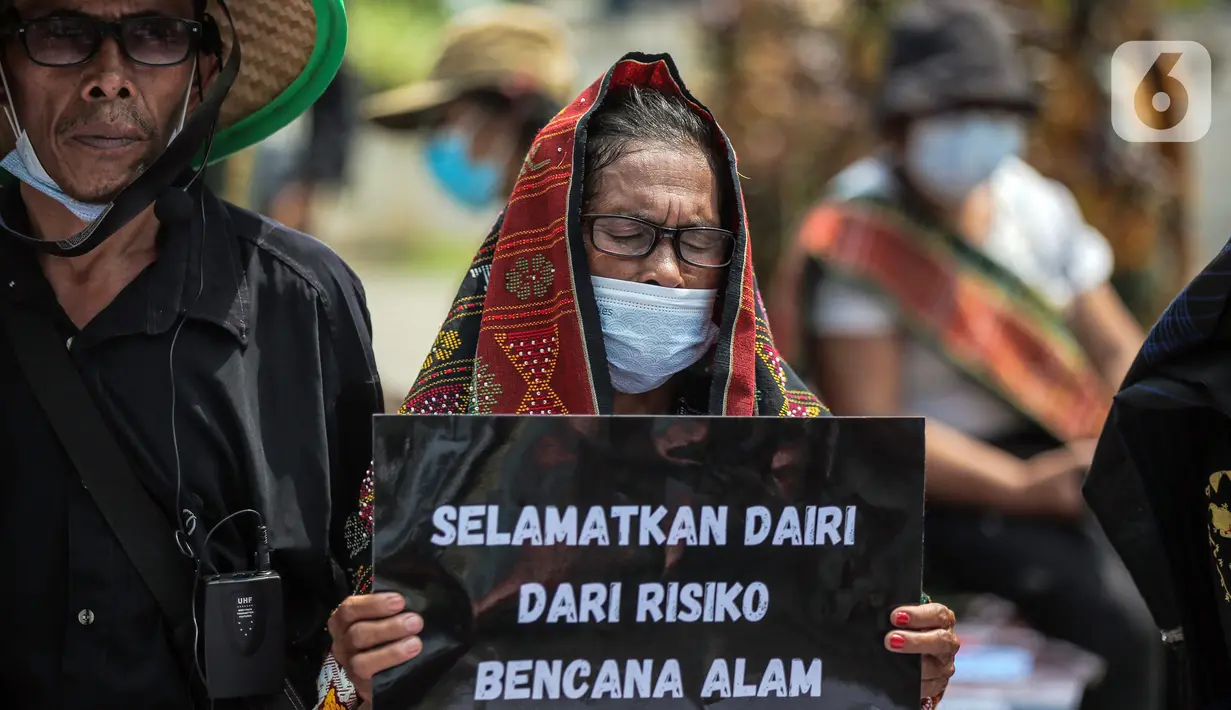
left=678, top=230, right=732, bottom=265
left=595, top=219, right=653, bottom=238
left=679, top=230, right=723, bottom=250
left=600, top=226, right=651, bottom=240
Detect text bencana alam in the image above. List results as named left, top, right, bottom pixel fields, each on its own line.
left=430, top=503, right=860, bottom=702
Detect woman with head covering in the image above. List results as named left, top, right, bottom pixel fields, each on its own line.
left=769, top=0, right=1159, bottom=708
left=316, top=54, right=958, bottom=710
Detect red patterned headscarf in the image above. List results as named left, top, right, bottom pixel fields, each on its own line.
left=401, top=53, right=824, bottom=418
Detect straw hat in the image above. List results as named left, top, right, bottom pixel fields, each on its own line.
left=0, top=0, right=348, bottom=163
left=364, top=3, right=576, bottom=130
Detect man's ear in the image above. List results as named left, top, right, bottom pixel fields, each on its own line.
left=199, top=50, right=220, bottom=93
left=187, top=48, right=221, bottom=111
left=191, top=14, right=223, bottom=103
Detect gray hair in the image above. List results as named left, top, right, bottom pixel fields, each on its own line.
left=582, top=85, right=727, bottom=209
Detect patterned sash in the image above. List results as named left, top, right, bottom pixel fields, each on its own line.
left=775, top=198, right=1108, bottom=442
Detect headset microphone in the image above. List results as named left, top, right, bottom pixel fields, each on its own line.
left=154, top=187, right=196, bottom=229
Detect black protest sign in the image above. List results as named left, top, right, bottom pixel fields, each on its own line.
left=373, top=415, right=924, bottom=709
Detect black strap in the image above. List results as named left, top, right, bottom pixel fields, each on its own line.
left=1, top=305, right=197, bottom=665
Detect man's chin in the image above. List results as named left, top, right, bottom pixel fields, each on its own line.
left=60, top=178, right=135, bottom=207
left=66, top=191, right=121, bottom=207
left=56, top=144, right=161, bottom=205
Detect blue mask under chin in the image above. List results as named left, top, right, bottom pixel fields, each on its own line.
left=423, top=129, right=502, bottom=210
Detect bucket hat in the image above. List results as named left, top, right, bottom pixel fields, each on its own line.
left=877, top=0, right=1038, bottom=123
left=364, top=3, right=576, bottom=130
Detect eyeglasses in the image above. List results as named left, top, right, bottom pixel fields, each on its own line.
left=582, top=214, right=735, bottom=269
left=10, top=16, right=203, bottom=67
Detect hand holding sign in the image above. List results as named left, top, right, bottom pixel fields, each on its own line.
left=328, top=593, right=425, bottom=703
left=886, top=604, right=959, bottom=701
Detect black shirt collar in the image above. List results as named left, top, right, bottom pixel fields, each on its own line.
left=0, top=184, right=249, bottom=345
left=147, top=186, right=250, bottom=344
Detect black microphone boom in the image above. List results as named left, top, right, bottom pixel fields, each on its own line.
left=154, top=188, right=196, bottom=229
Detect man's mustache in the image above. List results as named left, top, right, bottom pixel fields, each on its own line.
left=56, top=103, right=157, bottom=138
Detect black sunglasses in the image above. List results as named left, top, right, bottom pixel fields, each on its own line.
left=10, top=16, right=204, bottom=68
left=582, top=213, right=735, bottom=269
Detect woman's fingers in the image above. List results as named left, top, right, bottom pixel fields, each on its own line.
left=328, top=593, right=406, bottom=640
left=326, top=592, right=422, bottom=702
left=884, top=627, right=960, bottom=660
left=888, top=603, right=956, bottom=631
left=348, top=635, right=424, bottom=682
left=338, top=612, right=423, bottom=656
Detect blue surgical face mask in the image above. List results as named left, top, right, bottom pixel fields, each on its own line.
left=591, top=275, right=721, bottom=394
left=903, top=113, right=1026, bottom=205
left=424, top=128, right=502, bottom=210
left=1, top=130, right=109, bottom=222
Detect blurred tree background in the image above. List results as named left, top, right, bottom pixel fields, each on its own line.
left=347, top=0, right=449, bottom=91
left=230, top=0, right=1216, bottom=326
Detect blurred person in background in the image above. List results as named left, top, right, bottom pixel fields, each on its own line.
left=203, top=19, right=359, bottom=234
left=255, top=62, right=359, bottom=233
left=704, top=0, right=1193, bottom=319
left=768, top=0, right=1162, bottom=708
left=362, top=3, right=577, bottom=212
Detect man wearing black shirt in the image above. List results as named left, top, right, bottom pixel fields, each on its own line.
left=0, top=0, right=376, bottom=708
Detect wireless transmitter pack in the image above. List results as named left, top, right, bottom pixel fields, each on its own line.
left=203, top=567, right=286, bottom=699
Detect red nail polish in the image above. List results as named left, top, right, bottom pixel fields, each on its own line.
left=890, top=634, right=906, bottom=650
left=894, top=612, right=910, bottom=627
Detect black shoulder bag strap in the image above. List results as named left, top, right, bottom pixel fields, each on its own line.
left=1, top=304, right=197, bottom=671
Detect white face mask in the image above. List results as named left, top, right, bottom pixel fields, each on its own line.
left=0, top=58, right=196, bottom=224
left=903, top=113, right=1026, bottom=205
left=591, top=275, right=721, bottom=395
